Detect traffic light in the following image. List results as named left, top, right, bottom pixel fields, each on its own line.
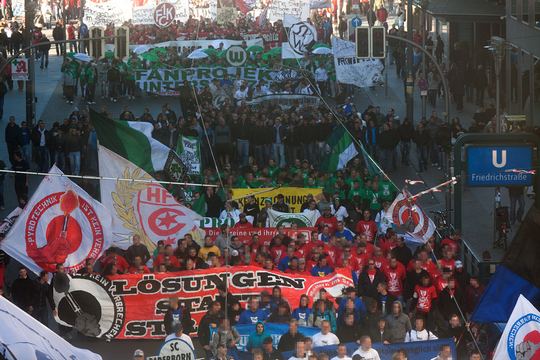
left=89, top=27, right=105, bottom=59
left=114, top=26, right=130, bottom=59
left=355, top=27, right=369, bottom=58
left=371, top=26, right=386, bottom=58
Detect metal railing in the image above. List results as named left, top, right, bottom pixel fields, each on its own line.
left=461, top=238, right=500, bottom=284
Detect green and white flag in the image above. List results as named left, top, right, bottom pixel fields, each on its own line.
left=90, top=109, right=187, bottom=182
left=320, top=126, right=359, bottom=172
left=267, top=209, right=319, bottom=227
left=176, top=135, right=201, bottom=175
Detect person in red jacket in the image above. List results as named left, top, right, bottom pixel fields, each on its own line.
left=384, top=257, right=406, bottom=299
left=100, top=249, right=129, bottom=273
left=315, top=207, right=338, bottom=234
left=234, top=213, right=254, bottom=229
left=412, top=274, right=438, bottom=317
left=269, top=235, right=287, bottom=264
left=128, top=256, right=151, bottom=274
left=355, top=210, right=378, bottom=242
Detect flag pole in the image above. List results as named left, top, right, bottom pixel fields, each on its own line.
left=0, top=169, right=218, bottom=188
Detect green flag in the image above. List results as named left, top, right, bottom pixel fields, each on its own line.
left=176, top=135, right=201, bottom=175
left=320, top=126, right=359, bottom=172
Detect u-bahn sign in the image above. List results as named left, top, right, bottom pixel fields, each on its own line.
left=466, top=145, right=533, bottom=186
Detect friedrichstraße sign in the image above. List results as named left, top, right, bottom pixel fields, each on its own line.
left=466, top=145, right=533, bottom=186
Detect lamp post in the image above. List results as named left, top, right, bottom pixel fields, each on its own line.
left=24, top=0, right=36, bottom=126
left=488, top=36, right=506, bottom=134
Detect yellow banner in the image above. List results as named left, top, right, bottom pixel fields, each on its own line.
left=232, top=187, right=323, bottom=213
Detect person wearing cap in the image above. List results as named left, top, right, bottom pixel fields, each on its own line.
left=272, top=194, right=290, bottom=213
left=233, top=212, right=253, bottom=229
left=165, top=321, right=194, bottom=349
left=338, top=287, right=367, bottom=319
left=133, top=349, right=144, bottom=359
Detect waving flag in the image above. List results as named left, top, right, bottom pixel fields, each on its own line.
left=0, top=166, right=112, bottom=274
left=386, top=191, right=435, bottom=244
left=320, top=126, right=359, bottom=172
left=493, top=295, right=540, bottom=359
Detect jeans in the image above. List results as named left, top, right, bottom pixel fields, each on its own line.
left=68, top=151, right=80, bottom=175
left=38, top=146, right=50, bottom=172
left=272, top=143, right=285, bottom=167
left=21, top=144, right=32, bottom=163
left=416, top=144, right=428, bottom=172
left=40, top=51, right=49, bottom=68
left=400, top=141, right=410, bottom=165
left=54, top=151, right=65, bottom=170
left=382, top=148, right=396, bottom=171
left=236, top=139, right=249, bottom=167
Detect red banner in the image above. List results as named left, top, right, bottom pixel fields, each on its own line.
left=204, top=227, right=316, bottom=246
left=53, top=267, right=353, bottom=340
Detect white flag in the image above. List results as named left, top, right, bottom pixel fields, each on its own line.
left=267, top=209, right=319, bottom=227
left=493, top=294, right=540, bottom=359
left=0, top=166, right=112, bottom=275
left=385, top=191, right=435, bottom=244
left=98, top=145, right=202, bottom=252
left=0, top=296, right=102, bottom=360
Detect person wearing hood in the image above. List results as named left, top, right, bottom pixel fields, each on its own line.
left=309, top=299, right=337, bottom=332
left=238, top=297, right=269, bottom=324
left=384, top=301, right=412, bottom=343
left=247, top=321, right=270, bottom=352
left=336, top=313, right=362, bottom=343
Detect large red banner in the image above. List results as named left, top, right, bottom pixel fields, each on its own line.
left=53, top=266, right=353, bottom=340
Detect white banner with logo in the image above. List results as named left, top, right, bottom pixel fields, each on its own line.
left=0, top=297, right=102, bottom=360
left=331, top=36, right=384, bottom=88
left=131, top=37, right=263, bottom=54
left=11, top=58, right=29, bottom=81
left=83, top=0, right=132, bottom=28
left=282, top=21, right=318, bottom=59
left=0, top=166, right=112, bottom=275
left=98, top=146, right=202, bottom=252
left=493, top=295, right=540, bottom=359
left=267, top=209, right=319, bottom=227
left=268, top=0, right=310, bottom=23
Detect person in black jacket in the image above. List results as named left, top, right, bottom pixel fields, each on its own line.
left=5, top=116, right=21, bottom=164
left=335, top=312, right=362, bottom=343
left=163, top=297, right=193, bottom=335
left=369, top=317, right=392, bottom=344
left=125, top=234, right=151, bottom=265
left=357, top=260, right=386, bottom=302
left=34, top=271, right=55, bottom=326
left=11, top=267, right=36, bottom=313
left=52, top=21, right=65, bottom=55
left=277, top=319, right=305, bottom=353
left=378, top=123, right=395, bottom=172
left=398, top=118, right=414, bottom=166
left=413, top=123, right=430, bottom=172
left=39, top=35, right=51, bottom=69
left=198, top=301, right=224, bottom=358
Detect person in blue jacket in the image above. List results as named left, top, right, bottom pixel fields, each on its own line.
left=247, top=322, right=270, bottom=352
left=311, top=256, right=334, bottom=277
left=238, top=297, right=269, bottom=324
left=292, top=294, right=313, bottom=327
left=338, top=286, right=367, bottom=320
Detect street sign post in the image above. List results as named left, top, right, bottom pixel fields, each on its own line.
left=466, top=145, right=533, bottom=186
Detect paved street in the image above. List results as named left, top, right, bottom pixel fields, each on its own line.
left=0, top=43, right=528, bottom=358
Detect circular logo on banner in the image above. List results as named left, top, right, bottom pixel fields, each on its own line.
left=154, top=2, right=176, bottom=28
left=54, top=274, right=125, bottom=340
left=25, top=191, right=105, bottom=273
left=272, top=214, right=311, bottom=228
left=288, top=22, right=316, bottom=55
left=226, top=45, right=248, bottom=67
left=154, top=338, right=195, bottom=360
left=506, top=313, right=540, bottom=359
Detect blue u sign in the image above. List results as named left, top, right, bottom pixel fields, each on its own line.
left=467, top=145, right=533, bottom=186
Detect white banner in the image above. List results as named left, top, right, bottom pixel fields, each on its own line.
left=267, top=0, right=310, bottom=23
left=0, top=296, right=102, bottom=360
left=177, top=136, right=201, bottom=175
left=131, top=37, right=263, bottom=53
left=247, top=94, right=320, bottom=109
left=493, top=295, right=540, bottom=359
left=331, top=36, right=384, bottom=88
left=83, top=0, right=132, bottom=27
left=267, top=209, right=319, bottom=227
left=189, top=0, right=218, bottom=19
left=386, top=191, right=435, bottom=244
left=282, top=21, right=318, bottom=59
left=0, top=206, right=22, bottom=236
left=0, top=166, right=112, bottom=275
left=132, top=0, right=157, bottom=25
left=11, top=58, right=29, bottom=81
left=98, top=146, right=201, bottom=252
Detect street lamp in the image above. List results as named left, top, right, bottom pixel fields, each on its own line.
left=486, top=36, right=506, bottom=134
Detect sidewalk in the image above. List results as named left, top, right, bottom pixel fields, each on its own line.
left=353, top=60, right=525, bottom=262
